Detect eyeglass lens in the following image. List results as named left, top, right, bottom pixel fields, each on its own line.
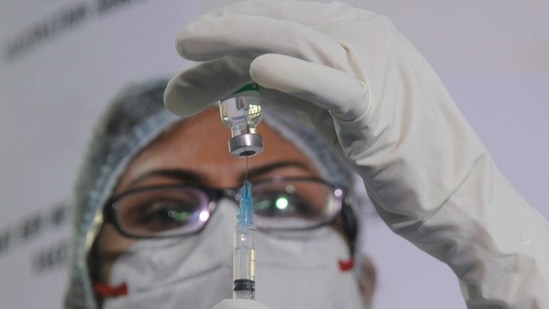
left=110, top=179, right=342, bottom=238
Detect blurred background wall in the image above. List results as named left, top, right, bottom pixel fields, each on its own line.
left=1, top=0, right=547, bottom=308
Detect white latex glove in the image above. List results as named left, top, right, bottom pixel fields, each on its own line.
left=164, top=1, right=549, bottom=308
left=212, top=299, right=270, bottom=309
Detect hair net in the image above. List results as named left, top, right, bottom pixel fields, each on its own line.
left=64, top=77, right=367, bottom=308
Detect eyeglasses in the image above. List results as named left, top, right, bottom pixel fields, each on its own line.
left=102, top=177, right=345, bottom=238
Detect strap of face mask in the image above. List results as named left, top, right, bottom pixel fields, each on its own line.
left=339, top=201, right=359, bottom=255
left=93, top=282, right=128, bottom=298
left=338, top=258, right=355, bottom=272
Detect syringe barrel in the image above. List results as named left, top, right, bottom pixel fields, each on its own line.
left=234, top=224, right=255, bottom=281
left=233, top=224, right=255, bottom=299
left=233, top=180, right=256, bottom=299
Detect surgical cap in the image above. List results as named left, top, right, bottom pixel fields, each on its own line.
left=64, top=77, right=366, bottom=309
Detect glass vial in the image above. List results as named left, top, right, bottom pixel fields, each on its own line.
left=219, top=83, right=263, bottom=157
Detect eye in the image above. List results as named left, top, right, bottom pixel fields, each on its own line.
left=245, top=179, right=342, bottom=230
left=114, top=187, right=207, bottom=235
left=254, top=192, right=314, bottom=218
left=142, top=199, right=194, bottom=222
left=136, top=199, right=199, bottom=232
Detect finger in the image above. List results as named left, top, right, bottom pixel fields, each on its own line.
left=164, top=56, right=252, bottom=117
left=259, top=87, right=320, bottom=128
left=177, top=15, right=351, bottom=71
left=259, top=87, right=340, bottom=149
left=197, top=1, right=362, bottom=30
left=250, top=54, right=371, bottom=121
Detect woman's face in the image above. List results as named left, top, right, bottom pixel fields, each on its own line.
left=92, top=106, right=326, bottom=283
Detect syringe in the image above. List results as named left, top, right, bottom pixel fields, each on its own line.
left=233, top=180, right=256, bottom=300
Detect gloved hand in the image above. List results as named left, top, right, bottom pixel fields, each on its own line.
left=212, top=299, right=271, bottom=309
left=164, top=1, right=549, bottom=308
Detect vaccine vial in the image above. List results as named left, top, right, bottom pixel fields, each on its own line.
left=219, top=83, right=263, bottom=157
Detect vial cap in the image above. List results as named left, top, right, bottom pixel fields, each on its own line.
left=234, top=83, right=260, bottom=94
left=229, top=134, right=264, bottom=157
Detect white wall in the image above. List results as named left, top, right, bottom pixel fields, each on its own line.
left=1, top=0, right=547, bottom=308
left=0, top=1, right=198, bottom=308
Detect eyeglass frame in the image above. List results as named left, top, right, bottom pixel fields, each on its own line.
left=101, top=176, right=354, bottom=240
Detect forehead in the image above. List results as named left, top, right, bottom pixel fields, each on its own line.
left=115, top=106, right=321, bottom=191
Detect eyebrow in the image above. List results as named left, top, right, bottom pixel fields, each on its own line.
left=246, top=160, right=315, bottom=179
left=127, top=160, right=315, bottom=188
left=127, top=169, right=205, bottom=187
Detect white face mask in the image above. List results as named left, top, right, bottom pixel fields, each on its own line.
left=102, top=199, right=363, bottom=309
